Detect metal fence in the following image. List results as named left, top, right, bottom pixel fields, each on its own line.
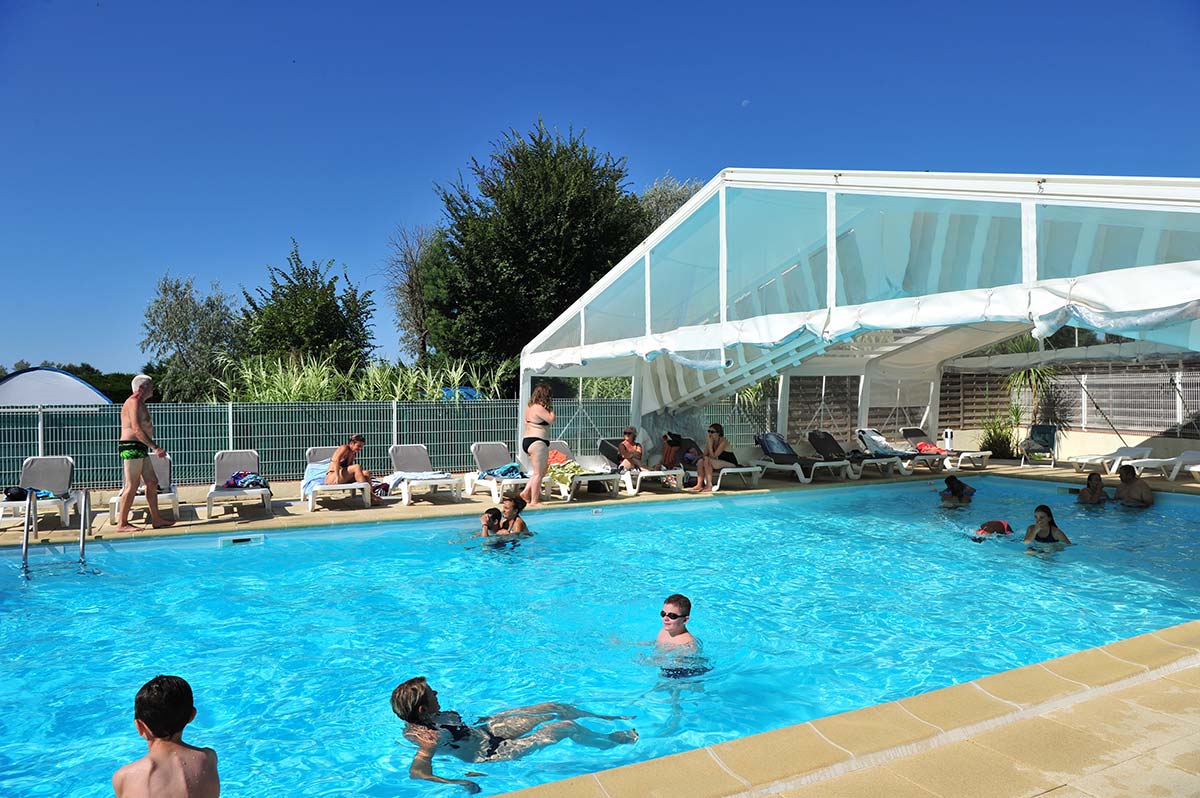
left=0, top=398, right=771, bottom=489
left=1016, top=369, right=1200, bottom=437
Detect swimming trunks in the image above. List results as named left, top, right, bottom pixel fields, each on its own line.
left=521, top=436, right=548, bottom=454
left=118, top=440, right=149, bottom=460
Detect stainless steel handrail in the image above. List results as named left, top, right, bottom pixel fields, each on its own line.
left=19, top=492, right=37, bottom=579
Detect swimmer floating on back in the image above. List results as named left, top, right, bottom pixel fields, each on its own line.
left=391, top=677, right=637, bottom=794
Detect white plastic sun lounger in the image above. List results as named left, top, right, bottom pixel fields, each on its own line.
left=1067, top=446, right=1154, bottom=475
left=596, top=438, right=683, bottom=496
left=1125, top=450, right=1200, bottom=481
left=899, top=427, right=991, bottom=471
left=0, top=456, right=78, bottom=526
left=305, top=446, right=372, bottom=511
left=384, top=444, right=462, bottom=505
left=108, top=453, right=179, bottom=524
left=466, top=442, right=549, bottom=503
left=547, top=441, right=622, bottom=500
left=205, top=450, right=273, bottom=518
left=856, top=428, right=946, bottom=475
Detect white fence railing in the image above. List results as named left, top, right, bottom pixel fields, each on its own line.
left=0, top=399, right=772, bottom=489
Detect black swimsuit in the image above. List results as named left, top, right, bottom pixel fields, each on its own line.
left=522, top=416, right=550, bottom=454
left=1034, top=529, right=1057, bottom=543
left=437, top=720, right=503, bottom=759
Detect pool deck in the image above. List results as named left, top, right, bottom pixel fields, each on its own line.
left=5, top=463, right=1198, bottom=798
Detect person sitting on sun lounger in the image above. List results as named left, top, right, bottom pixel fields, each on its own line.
left=326, top=434, right=382, bottom=506
left=617, top=427, right=656, bottom=471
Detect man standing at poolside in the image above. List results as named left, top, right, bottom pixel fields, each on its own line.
left=116, top=375, right=174, bottom=532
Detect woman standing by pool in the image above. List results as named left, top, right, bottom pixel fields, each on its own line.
left=520, top=384, right=554, bottom=508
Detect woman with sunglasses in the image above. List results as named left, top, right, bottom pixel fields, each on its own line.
left=687, top=423, right=737, bottom=492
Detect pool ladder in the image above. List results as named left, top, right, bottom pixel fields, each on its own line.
left=19, top=489, right=92, bottom=580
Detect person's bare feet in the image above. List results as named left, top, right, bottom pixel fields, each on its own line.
left=151, top=519, right=176, bottom=529
left=114, top=524, right=141, bottom=533
left=609, top=729, right=638, bottom=744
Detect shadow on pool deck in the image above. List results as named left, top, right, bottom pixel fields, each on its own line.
left=3, top=463, right=1198, bottom=797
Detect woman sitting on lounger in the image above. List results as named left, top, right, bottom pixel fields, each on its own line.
left=391, top=676, right=637, bottom=794
left=688, top=423, right=737, bottom=492
left=326, top=433, right=382, bottom=505
left=618, top=427, right=655, bottom=471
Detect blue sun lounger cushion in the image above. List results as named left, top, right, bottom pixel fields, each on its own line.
left=755, top=432, right=799, bottom=465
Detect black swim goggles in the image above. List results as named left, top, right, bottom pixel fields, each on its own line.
left=660, top=611, right=686, bottom=620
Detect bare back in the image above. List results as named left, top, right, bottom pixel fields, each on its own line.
left=113, top=741, right=219, bottom=798
left=120, top=394, right=154, bottom=445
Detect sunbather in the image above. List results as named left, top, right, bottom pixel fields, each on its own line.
left=618, top=427, right=655, bottom=471
left=1077, top=472, right=1109, bottom=505
left=391, top=677, right=636, bottom=794
left=687, top=424, right=737, bottom=493
left=520, top=384, right=554, bottom=508
left=326, top=433, right=382, bottom=505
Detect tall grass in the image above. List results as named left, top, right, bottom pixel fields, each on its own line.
left=213, top=355, right=517, bottom=402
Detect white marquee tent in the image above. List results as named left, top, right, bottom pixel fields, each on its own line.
left=520, top=169, right=1200, bottom=435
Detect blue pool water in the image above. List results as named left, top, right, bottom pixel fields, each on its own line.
left=2, top=477, right=1198, bottom=797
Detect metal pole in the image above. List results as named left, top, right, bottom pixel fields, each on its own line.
left=20, top=492, right=37, bottom=578
left=227, top=402, right=234, bottom=449
left=392, top=400, right=398, bottom=446
left=78, top=490, right=90, bottom=567
left=37, top=406, right=44, bottom=457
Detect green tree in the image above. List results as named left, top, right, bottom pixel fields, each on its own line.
left=242, top=239, right=376, bottom=372
left=639, top=172, right=703, bottom=230
left=13, top=359, right=30, bottom=371
left=141, top=275, right=244, bottom=402
left=384, top=224, right=439, bottom=359
left=424, top=121, right=649, bottom=365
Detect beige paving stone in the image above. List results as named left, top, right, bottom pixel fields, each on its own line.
left=1104, top=632, right=1198, bottom=668
left=1151, top=733, right=1200, bottom=776
left=1166, top=667, right=1200, bottom=688
left=972, top=716, right=1128, bottom=778
left=1046, top=694, right=1200, bottom=754
left=708, top=723, right=850, bottom=787
left=1034, top=789, right=1094, bottom=797
left=884, top=740, right=1057, bottom=798
left=1041, top=647, right=1146, bottom=687
left=593, top=748, right=748, bottom=798
left=1155, top=621, right=1200, bottom=651
left=1110, top=678, right=1200, bottom=725
left=778, top=765, right=940, bottom=798
left=1070, top=753, right=1200, bottom=798
left=897, top=683, right=1016, bottom=731
left=972, top=663, right=1083, bottom=707
left=808, top=703, right=938, bottom=756
left=498, top=772, right=607, bottom=797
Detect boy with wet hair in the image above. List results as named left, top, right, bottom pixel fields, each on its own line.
left=656, top=593, right=696, bottom=650
left=113, top=675, right=220, bottom=798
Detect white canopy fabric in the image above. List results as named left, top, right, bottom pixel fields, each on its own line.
left=521, top=169, right=1200, bottom=422
left=0, top=367, right=111, bottom=405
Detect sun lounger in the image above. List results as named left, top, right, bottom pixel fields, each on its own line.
left=597, top=438, right=683, bottom=496
left=206, top=450, right=273, bottom=518
left=304, top=446, right=372, bottom=511
left=547, top=441, right=622, bottom=500
left=108, top=453, right=179, bottom=524
left=0, top=456, right=78, bottom=526
left=857, top=428, right=945, bottom=474
left=384, top=444, right=462, bottom=505
left=1016, top=424, right=1057, bottom=468
left=1068, top=446, right=1154, bottom=475
left=900, top=427, right=992, bottom=470
left=808, top=430, right=900, bottom=479
left=1126, top=450, right=1200, bottom=481
left=678, top=437, right=763, bottom=491
left=751, top=432, right=849, bottom=483
left=466, top=442, right=548, bottom=503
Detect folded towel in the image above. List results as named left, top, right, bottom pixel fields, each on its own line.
left=381, top=470, right=453, bottom=493
left=480, top=462, right=525, bottom=479
left=301, top=461, right=329, bottom=498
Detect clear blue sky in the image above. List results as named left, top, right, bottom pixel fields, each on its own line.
left=2, top=0, right=1198, bottom=373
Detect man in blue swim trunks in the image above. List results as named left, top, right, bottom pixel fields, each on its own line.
left=116, top=375, right=174, bottom=532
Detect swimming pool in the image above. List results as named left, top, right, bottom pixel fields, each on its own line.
left=2, top=476, right=1198, bottom=797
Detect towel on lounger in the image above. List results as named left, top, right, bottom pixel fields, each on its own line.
left=479, top=462, right=526, bottom=480
left=380, top=470, right=453, bottom=494
left=301, top=461, right=329, bottom=498
left=547, top=461, right=602, bottom=487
